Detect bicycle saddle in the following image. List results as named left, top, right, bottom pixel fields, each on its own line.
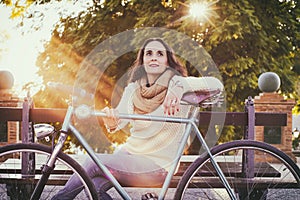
left=181, top=89, right=221, bottom=105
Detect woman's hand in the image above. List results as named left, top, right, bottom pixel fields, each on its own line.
left=163, top=79, right=185, bottom=115
left=102, top=107, right=120, bottom=132
left=163, top=92, right=181, bottom=115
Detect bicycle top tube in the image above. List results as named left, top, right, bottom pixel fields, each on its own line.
left=94, top=110, right=196, bottom=124
left=73, top=88, right=222, bottom=123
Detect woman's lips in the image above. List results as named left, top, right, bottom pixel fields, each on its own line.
left=149, top=64, right=159, bottom=67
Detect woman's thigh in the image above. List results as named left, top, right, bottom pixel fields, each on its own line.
left=83, top=151, right=167, bottom=187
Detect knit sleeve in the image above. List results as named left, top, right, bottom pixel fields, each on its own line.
left=171, top=75, right=224, bottom=93
left=108, top=83, right=135, bottom=132
left=115, top=83, right=135, bottom=113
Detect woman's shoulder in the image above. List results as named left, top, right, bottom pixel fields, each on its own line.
left=124, top=82, right=138, bottom=92
left=123, top=81, right=137, bottom=88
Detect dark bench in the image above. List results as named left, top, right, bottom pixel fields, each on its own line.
left=0, top=155, right=284, bottom=189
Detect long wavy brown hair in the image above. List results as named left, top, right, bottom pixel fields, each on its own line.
left=128, top=38, right=187, bottom=83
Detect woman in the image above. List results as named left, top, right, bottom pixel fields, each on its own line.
left=52, top=38, right=223, bottom=199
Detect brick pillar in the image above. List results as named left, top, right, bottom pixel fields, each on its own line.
left=254, top=92, right=295, bottom=159
left=0, top=89, right=21, bottom=145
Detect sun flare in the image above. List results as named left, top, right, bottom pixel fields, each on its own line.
left=187, top=0, right=219, bottom=27
left=189, top=2, right=210, bottom=19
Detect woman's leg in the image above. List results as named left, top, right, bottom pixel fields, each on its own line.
left=51, top=154, right=112, bottom=200
left=51, top=150, right=167, bottom=199
left=92, top=177, right=113, bottom=200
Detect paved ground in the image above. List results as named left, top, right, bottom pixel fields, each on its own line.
left=107, top=159, right=300, bottom=199
left=108, top=188, right=175, bottom=200
left=107, top=187, right=300, bottom=200
left=1, top=159, right=300, bottom=199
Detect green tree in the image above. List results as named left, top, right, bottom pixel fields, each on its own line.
left=2, top=0, right=299, bottom=146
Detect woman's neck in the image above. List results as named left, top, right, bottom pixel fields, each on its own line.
left=146, top=74, right=159, bottom=85
left=146, top=68, right=170, bottom=85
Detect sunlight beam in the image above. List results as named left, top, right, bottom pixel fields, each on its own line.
left=0, top=0, right=93, bottom=97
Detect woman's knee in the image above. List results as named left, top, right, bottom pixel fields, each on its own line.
left=82, top=157, right=102, bottom=177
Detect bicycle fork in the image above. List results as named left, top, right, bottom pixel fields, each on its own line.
left=30, top=107, right=73, bottom=200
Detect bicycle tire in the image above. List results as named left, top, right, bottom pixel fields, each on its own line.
left=174, top=140, right=300, bottom=200
left=0, top=143, right=98, bottom=200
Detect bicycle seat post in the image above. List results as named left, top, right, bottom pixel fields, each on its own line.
left=190, top=110, right=237, bottom=200
left=159, top=105, right=200, bottom=200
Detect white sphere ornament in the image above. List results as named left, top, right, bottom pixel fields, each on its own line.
left=0, top=70, right=14, bottom=89
left=258, top=72, right=281, bottom=93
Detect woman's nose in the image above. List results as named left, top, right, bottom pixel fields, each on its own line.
left=151, top=56, right=157, bottom=61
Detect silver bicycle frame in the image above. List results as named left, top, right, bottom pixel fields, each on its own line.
left=50, top=104, right=236, bottom=200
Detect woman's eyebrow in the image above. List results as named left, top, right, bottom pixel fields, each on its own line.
left=145, top=50, right=153, bottom=54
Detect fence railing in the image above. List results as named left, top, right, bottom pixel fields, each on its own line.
left=0, top=97, right=287, bottom=144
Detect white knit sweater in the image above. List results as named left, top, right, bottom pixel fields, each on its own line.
left=112, top=76, right=224, bottom=171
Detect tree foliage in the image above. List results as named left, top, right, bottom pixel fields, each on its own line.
left=2, top=0, right=299, bottom=147
left=38, top=0, right=299, bottom=110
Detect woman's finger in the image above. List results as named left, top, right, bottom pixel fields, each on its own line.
left=102, top=107, right=119, bottom=124
left=164, top=96, right=180, bottom=115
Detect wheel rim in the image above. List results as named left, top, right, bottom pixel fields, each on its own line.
left=177, top=142, right=300, bottom=200
left=0, top=145, right=95, bottom=200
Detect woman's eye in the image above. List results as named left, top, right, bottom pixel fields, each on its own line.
left=158, top=52, right=164, bottom=56
left=145, top=51, right=152, bottom=56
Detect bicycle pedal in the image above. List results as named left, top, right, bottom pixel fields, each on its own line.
left=141, top=192, right=158, bottom=200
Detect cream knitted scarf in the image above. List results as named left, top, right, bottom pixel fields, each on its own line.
left=133, top=69, right=175, bottom=114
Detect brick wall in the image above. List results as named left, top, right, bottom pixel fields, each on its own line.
left=254, top=92, right=295, bottom=159
left=0, top=89, right=20, bottom=146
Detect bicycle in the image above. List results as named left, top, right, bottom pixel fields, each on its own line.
left=0, top=84, right=299, bottom=200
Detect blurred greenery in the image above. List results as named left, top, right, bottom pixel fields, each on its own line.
left=1, top=0, right=299, bottom=150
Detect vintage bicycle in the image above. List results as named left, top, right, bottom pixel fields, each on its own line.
left=0, top=84, right=299, bottom=200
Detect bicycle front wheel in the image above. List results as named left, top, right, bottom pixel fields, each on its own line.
left=175, top=140, right=300, bottom=200
left=0, top=143, right=98, bottom=200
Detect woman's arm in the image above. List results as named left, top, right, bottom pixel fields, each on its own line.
left=173, top=75, right=224, bottom=93
left=102, top=83, right=135, bottom=133
left=163, top=79, right=185, bottom=115
left=163, top=76, right=224, bottom=115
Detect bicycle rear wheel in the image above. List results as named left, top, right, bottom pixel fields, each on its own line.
left=175, top=140, right=300, bottom=200
left=0, top=143, right=98, bottom=200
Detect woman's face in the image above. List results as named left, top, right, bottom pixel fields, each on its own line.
left=143, top=41, right=169, bottom=81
